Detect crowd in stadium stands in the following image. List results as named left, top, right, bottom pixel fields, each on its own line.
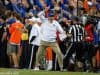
left=0, top=0, right=100, bottom=72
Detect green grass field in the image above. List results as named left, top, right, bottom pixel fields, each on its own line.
left=0, top=68, right=99, bottom=75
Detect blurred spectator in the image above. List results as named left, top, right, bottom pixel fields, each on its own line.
left=7, top=13, right=24, bottom=68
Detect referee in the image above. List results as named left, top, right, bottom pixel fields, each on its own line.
left=66, top=16, right=85, bottom=71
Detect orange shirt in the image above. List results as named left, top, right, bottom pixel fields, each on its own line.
left=83, top=0, right=90, bottom=13
left=9, top=21, right=24, bottom=45
left=46, top=47, right=53, bottom=60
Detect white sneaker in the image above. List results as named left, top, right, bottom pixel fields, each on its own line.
left=47, top=66, right=52, bottom=71
left=46, top=60, right=52, bottom=70
left=33, top=67, right=40, bottom=71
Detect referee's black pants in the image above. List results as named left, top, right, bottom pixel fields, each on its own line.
left=64, top=42, right=84, bottom=69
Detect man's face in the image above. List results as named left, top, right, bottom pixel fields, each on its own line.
left=48, top=16, right=54, bottom=22
left=73, top=20, right=77, bottom=24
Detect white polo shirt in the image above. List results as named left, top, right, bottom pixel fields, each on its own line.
left=41, top=20, right=64, bottom=42
left=29, top=24, right=41, bottom=46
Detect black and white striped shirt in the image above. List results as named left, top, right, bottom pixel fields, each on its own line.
left=69, top=24, right=85, bottom=42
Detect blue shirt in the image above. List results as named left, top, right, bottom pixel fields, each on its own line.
left=45, top=0, right=54, bottom=9
left=35, top=0, right=43, bottom=10
left=63, top=0, right=68, bottom=4
left=94, top=31, right=99, bottom=45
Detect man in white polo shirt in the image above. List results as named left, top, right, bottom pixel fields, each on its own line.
left=34, top=11, right=65, bottom=71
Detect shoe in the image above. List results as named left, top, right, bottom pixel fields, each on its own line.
left=33, top=67, right=40, bottom=71
left=85, top=69, right=91, bottom=72
left=60, top=68, right=65, bottom=72
left=46, top=60, right=52, bottom=71
left=13, top=65, right=19, bottom=69
left=46, top=65, right=52, bottom=71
